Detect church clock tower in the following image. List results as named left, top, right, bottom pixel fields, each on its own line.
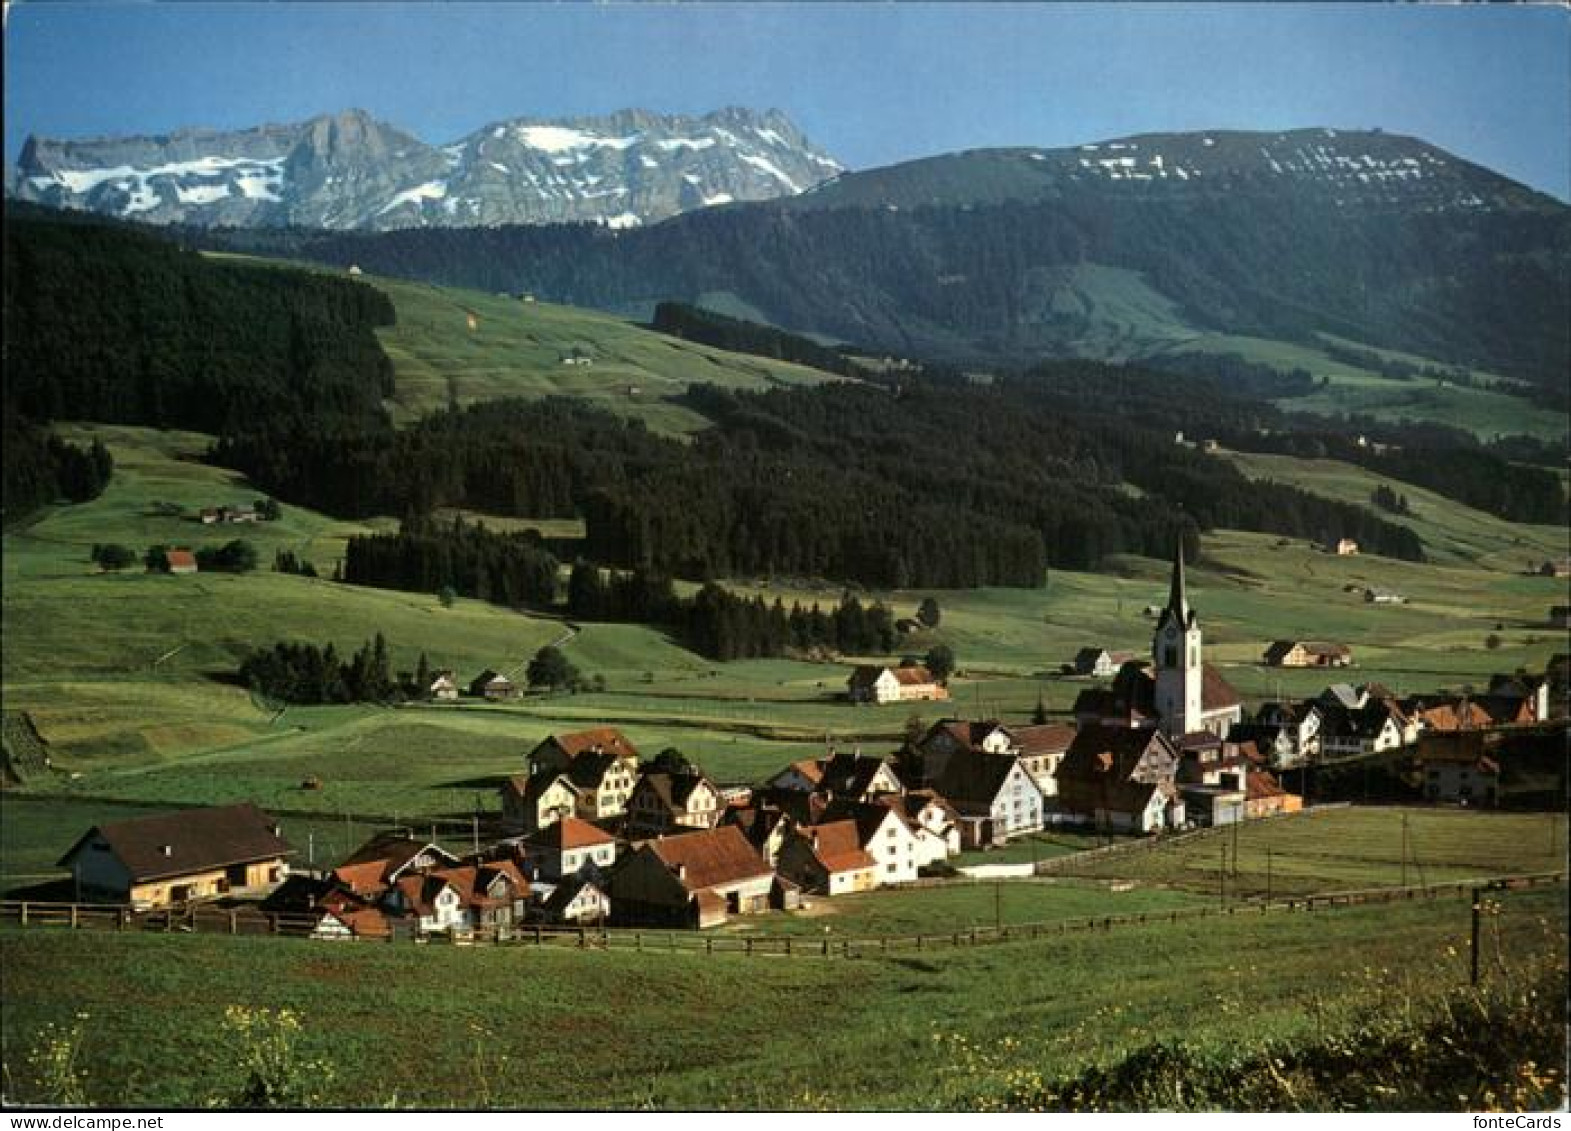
left=1153, top=540, right=1203, bottom=738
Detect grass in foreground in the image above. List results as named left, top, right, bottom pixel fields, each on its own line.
left=1, top=888, right=1562, bottom=1109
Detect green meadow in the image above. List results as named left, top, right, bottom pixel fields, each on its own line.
left=1, top=887, right=1563, bottom=1108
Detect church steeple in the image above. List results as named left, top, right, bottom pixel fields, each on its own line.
left=1159, top=539, right=1194, bottom=632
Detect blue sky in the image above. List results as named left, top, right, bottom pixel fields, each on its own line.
left=6, top=2, right=1569, bottom=199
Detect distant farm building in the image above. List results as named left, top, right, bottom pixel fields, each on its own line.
left=1539, top=559, right=1571, bottom=578
left=428, top=671, right=459, bottom=701
left=58, top=803, right=291, bottom=908
left=164, top=550, right=198, bottom=575
left=469, top=669, right=519, bottom=700
left=1263, top=641, right=1353, bottom=669
left=347, top=264, right=363, bottom=276
left=1073, top=648, right=1134, bottom=678
left=1364, top=587, right=1407, bottom=605
left=846, top=664, right=948, bottom=704
left=1329, top=538, right=1360, bottom=556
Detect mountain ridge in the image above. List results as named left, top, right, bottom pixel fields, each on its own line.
left=9, top=106, right=843, bottom=230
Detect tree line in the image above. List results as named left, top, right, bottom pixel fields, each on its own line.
left=1, top=410, right=113, bottom=523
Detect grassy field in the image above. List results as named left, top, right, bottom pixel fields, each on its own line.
left=1, top=887, right=1562, bottom=1108
left=1147, top=331, right=1565, bottom=442
left=1056, top=808, right=1567, bottom=898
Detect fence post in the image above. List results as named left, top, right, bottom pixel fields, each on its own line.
left=842, top=939, right=850, bottom=959
left=535, top=925, right=542, bottom=946
left=70, top=905, right=79, bottom=930
left=1469, top=886, right=1482, bottom=987
left=20, top=902, right=28, bottom=927
left=745, top=938, right=753, bottom=957
left=229, top=910, right=238, bottom=936
left=785, top=938, right=792, bottom=957
left=706, top=937, right=713, bottom=955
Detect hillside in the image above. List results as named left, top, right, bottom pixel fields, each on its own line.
left=190, top=128, right=1571, bottom=403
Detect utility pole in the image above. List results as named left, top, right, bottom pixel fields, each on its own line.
left=307, top=831, right=315, bottom=869
left=1220, top=842, right=1227, bottom=905
left=1401, top=812, right=1409, bottom=888
left=472, top=813, right=480, bottom=856
left=994, top=880, right=1002, bottom=933
left=1265, top=845, right=1273, bottom=902
left=1469, top=886, right=1483, bottom=986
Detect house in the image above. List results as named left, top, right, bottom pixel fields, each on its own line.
left=909, top=718, right=1016, bottom=786
left=385, top=871, right=475, bottom=934
left=775, top=820, right=880, bottom=895
left=1244, top=769, right=1302, bottom=820
left=383, top=860, right=531, bottom=934
left=1072, top=661, right=1242, bottom=739
left=1054, top=726, right=1184, bottom=833
left=561, top=750, right=640, bottom=822
left=624, top=771, right=723, bottom=837
left=164, top=549, right=198, bottom=575
left=1073, top=648, right=1133, bottom=678
left=815, top=752, right=904, bottom=802
left=469, top=669, right=519, bottom=700
left=331, top=834, right=460, bottom=897
left=58, top=803, right=291, bottom=908
left=348, top=264, right=363, bottom=276
left=263, top=879, right=392, bottom=940
left=607, top=825, right=773, bottom=929
left=882, top=791, right=961, bottom=868
left=1318, top=700, right=1408, bottom=758
left=530, top=727, right=640, bottom=774
left=1330, top=539, right=1360, bottom=556
left=928, top=749, right=1044, bottom=847
left=525, top=817, right=618, bottom=882
left=499, top=770, right=581, bottom=834
left=847, top=664, right=948, bottom=704
left=718, top=802, right=796, bottom=868
left=1417, top=732, right=1501, bottom=805
left=428, top=670, right=459, bottom=701
left=1365, top=587, right=1407, bottom=605
left=1009, top=723, right=1076, bottom=800
left=821, top=799, right=922, bottom=885
left=1252, top=701, right=1323, bottom=765
left=765, top=759, right=825, bottom=793
left=1263, top=641, right=1353, bottom=668
left=535, top=877, right=610, bottom=925
left=1538, top=559, right=1571, bottom=578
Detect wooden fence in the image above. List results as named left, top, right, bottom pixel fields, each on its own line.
left=2, top=870, right=1561, bottom=959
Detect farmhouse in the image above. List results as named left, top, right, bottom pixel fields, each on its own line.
left=1009, top=723, right=1076, bottom=799
left=1073, top=648, right=1134, bottom=678
left=908, top=718, right=1016, bottom=786
left=469, top=669, right=519, bottom=700
left=1056, top=726, right=1184, bottom=833
left=928, top=749, right=1044, bottom=847
left=1365, top=587, right=1407, bottom=605
left=500, top=770, right=580, bottom=834
left=1263, top=641, right=1353, bottom=668
left=1330, top=538, right=1360, bottom=556
left=530, top=727, right=640, bottom=774
left=428, top=670, right=459, bottom=701
left=718, top=802, right=795, bottom=868
left=623, top=770, right=723, bottom=837
left=1244, top=769, right=1302, bottom=820
left=1416, top=732, right=1501, bottom=806
left=815, top=752, right=904, bottom=802
left=164, top=549, right=198, bottom=575
left=58, top=803, right=291, bottom=908
left=882, top=791, right=961, bottom=867
left=332, top=834, right=460, bottom=896
left=821, top=799, right=922, bottom=884
left=524, top=817, right=618, bottom=882
left=608, top=825, right=773, bottom=929
left=847, top=664, right=948, bottom=704
left=775, top=820, right=879, bottom=895
left=535, top=877, right=610, bottom=926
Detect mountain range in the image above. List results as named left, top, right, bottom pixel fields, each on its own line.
left=186, top=126, right=1566, bottom=391
left=8, top=107, right=843, bottom=230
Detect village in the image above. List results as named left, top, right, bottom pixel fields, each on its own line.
left=48, top=544, right=1564, bottom=941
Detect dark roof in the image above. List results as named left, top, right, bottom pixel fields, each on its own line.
left=332, top=834, right=459, bottom=893
left=929, top=749, right=1026, bottom=813
left=819, top=752, right=896, bottom=797
left=60, top=803, right=292, bottom=882
left=1056, top=726, right=1174, bottom=785
left=1009, top=724, right=1076, bottom=757
left=635, top=770, right=716, bottom=812
left=920, top=718, right=1009, bottom=752
left=539, top=877, right=605, bottom=918
left=647, top=826, right=771, bottom=891
left=564, top=750, right=627, bottom=791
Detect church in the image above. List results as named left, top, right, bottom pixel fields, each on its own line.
left=1072, top=542, right=1244, bottom=740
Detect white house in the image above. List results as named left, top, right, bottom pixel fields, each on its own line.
left=526, top=817, right=618, bottom=881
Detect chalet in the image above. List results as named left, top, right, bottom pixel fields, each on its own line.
left=428, top=670, right=459, bottom=701
left=535, top=877, right=610, bottom=926
left=1009, top=723, right=1076, bottom=800
left=910, top=718, right=1016, bottom=786
left=1330, top=539, right=1360, bottom=556
left=58, top=803, right=291, bottom=908
left=608, top=826, right=773, bottom=929
left=1263, top=641, right=1353, bottom=669
left=718, top=802, right=795, bottom=868
left=164, top=550, right=198, bottom=575
left=765, top=759, right=825, bottom=793
left=882, top=791, right=961, bottom=867
left=1055, top=726, right=1184, bottom=833
left=821, top=799, right=922, bottom=884
left=624, top=771, right=722, bottom=837
left=525, top=817, right=618, bottom=882
left=929, top=749, right=1044, bottom=847
left=469, top=669, right=519, bottom=700
left=1417, top=732, right=1500, bottom=806
left=847, top=664, right=948, bottom=705
left=815, top=752, right=904, bottom=802
left=1073, top=648, right=1133, bottom=678
left=776, top=820, right=879, bottom=895
left=530, top=727, right=640, bottom=774
left=500, top=770, right=580, bottom=834
left=331, top=834, right=460, bottom=897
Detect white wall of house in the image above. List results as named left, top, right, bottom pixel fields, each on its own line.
left=864, top=810, right=920, bottom=884
left=989, top=763, right=1045, bottom=839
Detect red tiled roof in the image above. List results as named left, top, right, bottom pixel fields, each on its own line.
left=535, top=817, right=617, bottom=851
left=542, top=727, right=639, bottom=762
left=648, top=826, right=771, bottom=891
left=1008, top=724, right=1075, bottom=757
left=892, top=666, right=937, bottom=686
left=801, top=820, right=877, bottom=874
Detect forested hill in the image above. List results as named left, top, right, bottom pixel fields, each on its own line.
left=2, top=214, right=396, bottom=436
left=184, top=131, right=1571, bottom=395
